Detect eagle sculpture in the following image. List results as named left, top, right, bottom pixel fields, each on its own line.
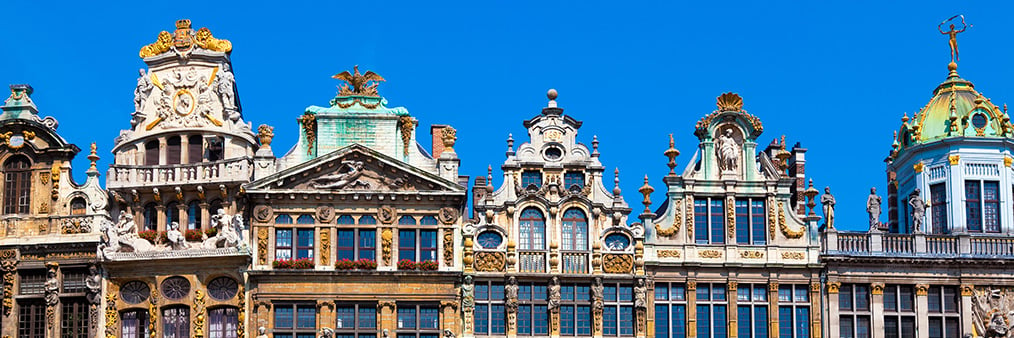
left=332, top=65, right=385, bottom=97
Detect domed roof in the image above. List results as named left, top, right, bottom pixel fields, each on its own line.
left=891, top=62, right=1012, bottom=158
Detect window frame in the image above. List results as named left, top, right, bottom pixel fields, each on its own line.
left=735, top=198, right=767, bottom=245
left=273, top=303, right=317, bottom=337
left=694, top=198, right=726, bottom=244
left=519, top=208, right=546, bottom=250
left=696, top=283, right=728, bottom=338
left=736, top=284, right=769, bottom=338
left=207, top=306, right=239, bottom=338
left=120, top=309, right=150, bottom=338
left=930, top=183, right=948, bottom=234
left=515, top=281, right=549, bottom=336
left=602, top=281, right=635, bottom=337
left=926, top=286, right=961, bottom=338
left=474, top=281, right=506, bottom=336
left=777, top=284, right=810, bottom=338
left=838, top=284, right=872, bottom=338
left=334, top=303, right=377, bottom=337
left=653, top=282, right=687, bottom=338
left=965, top=180, right=1001, bottom=233
left=559, top=282, right=593, bottom=337
left=396, top=303, right=441, bottom=338
left=561, top=208, right=589, bottom=251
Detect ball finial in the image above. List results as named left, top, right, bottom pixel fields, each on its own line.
left=547, top=89, right=558, bottom=100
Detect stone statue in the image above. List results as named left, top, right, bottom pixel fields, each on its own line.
left=548, top=276, right=561, bottom=311
left=166, top=222, right=189, bottom=250
left=461, top=275, right=475, bottom=309
left=133, top=68, right=153, bottom=113
left=256, top=327, right=268, bottom=338
left=104, top=214, right=153, bottom=253
left=203, top=209, right=244, bottom=249
left=311, top=161, right=368, bottom=189
left=216, top=63, right=239, bottom=120
left=716, top=128, right=740, bottom=172
left=85, top=264, right=102, bottom=305
left=867, top=187, right=882, bottom=231
left=821, top=187, right=835, bottom=228
left=592, top=277, right=604, bottom=311
left=505, top=276, right=519, bottom=312
left=44, top=266, right=59, bottom=307
left=634, top=277, right=648, bottom=310
left=319, top=327, right=334, bottom=338
left=909, top=189, right=927, bottom=233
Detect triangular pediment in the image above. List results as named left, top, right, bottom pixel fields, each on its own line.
left=246, top=144, right=465, bottom=194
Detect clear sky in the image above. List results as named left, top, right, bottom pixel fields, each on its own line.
left=1, top=1, right=1011, bottom=231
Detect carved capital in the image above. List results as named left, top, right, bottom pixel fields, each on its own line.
left=961, top=284, right=974, bottom=297
left=768, top=282, right=779, bottom=292
left=440, top=300, right=459, bottom=310
left=726, top=281, right=738, bottom=292
left=379, top=300, right=396, bottom=310
left=810, top=282, right=821, bottom=293
left=686, top=280, right=697, bottom=291
left=827, top=282, right=841, bottom=294
left=870, top=283, right=884, bottom=295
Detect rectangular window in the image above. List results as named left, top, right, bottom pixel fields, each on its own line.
left=930, top=183, right=948, bottom=234
left=559, top=282, right=594, bottom=337
left=839, top=284, right=872, bottom=338
left=121, top=309, right=150, bottom=338
left=208, top=307, right=239, bottom=338
left=61, top=298, right=91, bottom=338
left=736, top=200, right=750, bottom=244
left=397, top=304, right=440, bottom=338
left=337, top=229, right=355, bottom=261
left=399, top=230, right=416, bottom=262
left=695, top=200, right=708, bottom=243
left=359, top=229, right=376, bottom=261
left=751, top=200, right=766, bottom=244
left=334, top=304, right=376, bottom=338
left=983, top=181, right=1000, bottom=232
left=19, top=301, right=45, bottom=338
left=732, top=198, right=769, bottom=244
left=966, top=181, right=983, bottom=232
left=603, top=282, right=635, bottom=337
left=696, top=283, right=728, bottom=338
left=515, top=281, right=549, bottom=336
left=274, top=303, right=316, bottom=337
left=521, top=171, right=542, bottom=189
left=420, top=230, right=437, bottom=261
left=474, top=281, right=504, bottom=336
left=737, top=284, right=768, bottom=338
left=19, top=271, right=46, bottom=295
left=564, top=172, right=585, bottom=189
left=275, top=229, right=293, bottom=260
left=296, top=228, right=314, bottom=260
left=927, top=286, right=961, bottom=338
left=710, top=200, right=725, bottom=244
left=777, top=284, right=810, bottom=338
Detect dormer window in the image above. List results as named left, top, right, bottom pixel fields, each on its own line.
left=971, top=113, right=988, bottom=129
left=522, top=171, right=542, bottom=189
left=544, top=147, right=564, bottom=161
left=564, top=172, right=585, bottom=190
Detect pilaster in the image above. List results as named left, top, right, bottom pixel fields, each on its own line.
left=767, top=282, right=779, bottom=338
left=810, top=282, right=821, bottom=338
left=961, top=284, right=973, bottom=336
left=826, top=282, right=840, bottom=338
left=727, top=281, right=738, bottom=338
left=380, top=300, right=396, bottom=338
left=871, top=283, right=885, bottom=338
left=915, top=284, right=929, bottom=338
left=687, top=280, right=697, bottom=338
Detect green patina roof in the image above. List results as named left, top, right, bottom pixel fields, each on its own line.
left=305, top=95, right=408, bottom=116
left=892, top=63, right=1012, bottom=156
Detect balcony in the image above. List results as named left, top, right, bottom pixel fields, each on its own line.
left=107, top=157, right=252, bottom=189
left=518, top=250, right=546, bottom=273
left=561, top=251, right=588, bottom=274
left=822, top=229, right=1014, bottom=258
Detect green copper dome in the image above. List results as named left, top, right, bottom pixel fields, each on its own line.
left=892, top=63, right=1012, bottom=157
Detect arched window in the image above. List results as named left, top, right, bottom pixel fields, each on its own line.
left=144, top=140, right=159, bottom=165
left=166, top=136, right=181, bottom=165
left=336, top=215, right=355, bottom=225
left=3, top=156, right=31, bottom=214
left=399, top=216, right=416, bottom=225
left=143, top=203, right=158, bottom=231
left=358, top=215, right=377, bottom=225
left=187, top=201, right=201, bottom=230
left=209, top=199, right=223, bottom=216
left=420, top=216, right=438, bottom=225
left=187, top=135, right=203, bottom=164
left=70, top=197, right=87, bottom=215
left=561, top=209, right=588, bottom=251
left=296, top=215, right=315, bottom=224
left=275, top=214, right=293, bottom=224
left=162, top=305, right=190, bottom=338
left=208, top=307, right=239, bottom=338
left=166, top=202, right=180, bottom=228
left=120, top=309, right=150, bottom=338
left=519, top=208, right=546, bottom=250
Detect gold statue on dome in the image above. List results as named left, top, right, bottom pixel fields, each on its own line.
left=332, top=66, right=386, bottom=97
left=938, top=15, right=969, bottom=62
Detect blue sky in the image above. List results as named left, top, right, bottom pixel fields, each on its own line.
left=1, top=1, right=1011, bottom=231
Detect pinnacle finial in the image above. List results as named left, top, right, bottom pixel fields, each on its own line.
left=86, top=142, right=100, bottom=175
left=506, top=133, right=514, bottom=155
left=638, top=175, right=654, bottom=213
left=664, top=134, right=680, bottom=175
left=547, top=89, right=558, bottom=108
left=592, top=135, right=600, bottom=157
left=612, top=168, right=622, bottom=196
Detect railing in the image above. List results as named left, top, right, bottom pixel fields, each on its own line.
left=836, top=233, right=870, bottom=253
left=107, top=157, right=252, bottom=188
left=882, top=234, right=913, bottom=254
left=971, top=237, right=1014, bottom=256
left=518, top=251, right=546, bottom=273
left=561, top=251, right=588, bottom=274
left=823, top=230, right=1014, bottom=258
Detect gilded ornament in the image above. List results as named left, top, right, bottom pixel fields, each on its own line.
left=194, top=27, right=232, bottom=53
left=298, top=112, right=317, bottom=155
left=398, top=116, right=415, bottom=156
left=655, top=199, right=680, bottom=237
left=716, top=92, right=744, bottom=112
left=810, top=282, right=821, bottom=293
left=913, top=162, right=924, bottom=173
left=441, top=126, right=457, bottom=153
left=320, top=229, right=330, bottom=266
left=139, top=19, right=231, bottom=58
left=381, top=228, right=393, bottom=265
left=104, top=291, right=118, bottom=338
left=915, top=284, right=929, bottom=296
left=948, top=154, right=960, bottom=165
left=332, top=65, right=385, bottom=97
left=1005, top=156, right=1013, bottom=168
left=686, top=281, right=697, bottom=290
left=601, top=254, right=634, bottom=273
left=656, top=249, right=681, bottom=258
left=768, top=282, right=779, bottom=292
left=778, top=202, right=805, bottom=239
left=237, top=285, right=246, bottom=337
left=40, top=172, right=49, bottom=185
left=780, top=252, right=805, bottom=260
left=139, top=31, right=173, bottom=58
left=257, top=228, right=268, bottom=265
left=961, top=284, right=973, bottom=296
left=474, top=251, right=506, bottom=272
left=827, top=282, right=841, bottom=294
left=727, top=281, right=738, bottom=291
left=740, top=251, right=764, bottom=259
left=686, top=196, right=694, bottom=240
left=726, top=196, right=735, bottom=239
left=871, top=283, right=884, bottom=295
left=698, top=250, right=723, bottom=258
left=257, top=125, right=274, bottom=147
left=768, top=197, right=777, bottom=240
left=443, top=230, right=454, bottom=266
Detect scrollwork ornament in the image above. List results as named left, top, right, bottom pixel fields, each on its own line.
left=655, top=199, right=680, bottom=237
left=778, top=202, right=805, bottom=238
left=601, top=254, right=634, bottom=273
left=474, top=252, right=506, bottom=272
left=726, top=196, right=736, bottom=239
left=253, top=205, right=272, bottom=223
left=686, top=196, right=694, bottom=240
left=257, top=228, right=268, bottom=265
left=443, top=230, right=454, bottom=266
left=381, top=228, right=393, bottom=265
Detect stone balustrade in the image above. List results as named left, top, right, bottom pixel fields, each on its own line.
left=561, top=251, right=588, bottom=274
left=822, top=229, right=1014, bottom=258
left=107, top=157, right=252, bottom=189
left=518, top=250, right=546, bottom=273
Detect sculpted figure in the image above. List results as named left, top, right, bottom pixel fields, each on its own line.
left=867, top=187, right=882, bottom=231
left=110, top=214, right=153, bottom=252
left=443, top=329, right=456, bottom=338
left=592, top=277, right=604, bottom=311
left=319, top=327, right=334, bottom=338
left=85, top=264, right=102, bottom=305
left=909, top=189, right=928, bottom=233
left=256, top=327, right=269, bottom=338
left=716, top=128, right=740, bottom=172
left=821, top=187, right=836, bottom=229
left=44, top=267, right=59, bottom=306
left=634, top=278, right=648, bottom=309
left=133, top=68, right=153, bottom=113
left=939, top=16, right=968, bottom=62
left=216, top=63, right=240, bottom=121
left=166, top=222, right=189, bottom=250
left=203, top=209, right=243, bottom=249
left=505, top=276, right=519, bottom=312
left=311, top=161, right=367, bottom=189
left=548, top=276, right=561, bottom=311
left=461, top=275, right=475, bottom=309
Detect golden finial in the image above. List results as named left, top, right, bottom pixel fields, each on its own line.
left=939, top=15, right=968, bottom=65
left=663, top=134, right=680, bottom=175
left=87, top=142, right=99, bottom=173
left=716, top=92, right=744, bottom=112
left=441, top=126, right=457, bottom=153
left=638, top=175, right=654, bottom=213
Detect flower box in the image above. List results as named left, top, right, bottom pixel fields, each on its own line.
left=184, top=229, right=204, bottom=242
left=137, top=230, right=159, bottom=244
left=354, top=259, right=377, bottom=270
left=397, top=259, right=417, bottom=270
left=418, top=260, right=439, bottom=271
left=335, top=259, right=355, bottom=270
left=273, top=258, right=314, bottom=269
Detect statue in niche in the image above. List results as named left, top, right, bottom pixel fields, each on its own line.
left=909, top=189, right=927, bottom=233
left=867, top=187, right=882, bottom=231
left=634, top=277, right=648, bottom=309
left=591, top=277, right=604, bottom=312
left=85, top=264, right=102, bottom=305
left=166, top=222, right=189, bottom=250
left=821, top=187, right=836, bottom=229
left=715, top=128, right=740, bottom=172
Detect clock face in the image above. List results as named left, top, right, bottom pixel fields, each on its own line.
left=604, top=233, right=630, bottom=250
left=477, top=231, right=503, bottom=249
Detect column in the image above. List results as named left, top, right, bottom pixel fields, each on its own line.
left=181, top=136, right=190, bottom=164
left=156, top=205, right=167, bottom=232
left=440, top=301, right=459, bottom=336
left=961, top=285, right=973, bottom=336
left=727, top=282, right=738, bottom=338
left=915, top=285, right=928, bottom=338
left=176, top=203, right=185, bottom=230
left=200, top=203, right=209, bottom=230
left=768, top=282, right=779, bottom=338
left=826, top=282, right=841, bottom=338
left=158, top=136, right=167, bottom=165
left=687, top=281, right=697, bottom=338
left=810, top=282, right=822, bottom=338
left=380, top=301, right=396, bottom=338
left=871, top=283, right=885, bottom=338
left=318, top=301, right=335, bottom=332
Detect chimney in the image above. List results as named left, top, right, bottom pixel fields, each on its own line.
left=431, top=124, right=448, bottom=158
left=787, top=142, right=807, bottom=215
